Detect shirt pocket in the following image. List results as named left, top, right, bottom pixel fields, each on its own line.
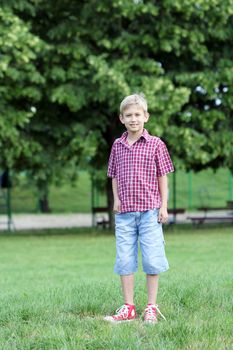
left=141, top=157, right=157, bottom=183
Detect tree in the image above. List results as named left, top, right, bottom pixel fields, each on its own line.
left=0, top=6, right=45, bottom=170
left=1, top=0, right=233, bottom=219
left=0, top=3, right=95, bottom=211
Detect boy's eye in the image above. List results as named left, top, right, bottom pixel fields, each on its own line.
left=125, top=114, right=141, bottom=117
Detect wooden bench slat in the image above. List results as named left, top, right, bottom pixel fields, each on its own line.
left=92, top=207, right=108, bottom=213
left=187, top=216, right=233, bottom=226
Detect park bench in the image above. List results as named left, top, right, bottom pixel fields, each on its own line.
left=168, top=208, right=185, bottom=215
left=167, top=208, right=186, bottom=225
left=92, top=207, right=109, bottom=229
left=187, top=215, right=233, bottom=227
left=197, top=206, right=229, bottom=212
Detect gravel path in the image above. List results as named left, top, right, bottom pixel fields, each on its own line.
left=0, top=213, right=92, bottom=231
left=0, top=210, right=232, bottom=231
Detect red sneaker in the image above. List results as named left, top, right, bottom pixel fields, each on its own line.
left=104, top=304, right=136, bottom=323
left=144, top=304, right=166, bottom=324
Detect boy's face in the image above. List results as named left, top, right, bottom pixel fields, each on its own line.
left=119, top=104, right=149, bottom=133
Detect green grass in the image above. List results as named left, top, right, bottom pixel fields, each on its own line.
left=0, top=226, right=233, bottom=349
left=4, top=167, right=232, bottom=214
left=8, top=171, right=106, bottom=214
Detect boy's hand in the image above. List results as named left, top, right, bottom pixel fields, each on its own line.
left=158, top=206, right=168, bottom=224
left=113, top=199, right=121, bottom=213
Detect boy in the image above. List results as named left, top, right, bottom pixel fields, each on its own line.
left=104, top=93, right=174, bottom=324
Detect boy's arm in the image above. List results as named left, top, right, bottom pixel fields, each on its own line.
left=158, top=175, right=168, bottom=223
left=112, top=178, right=121, bottom=213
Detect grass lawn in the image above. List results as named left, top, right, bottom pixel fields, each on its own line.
left=7, top=167, right=232, bottom=213
left=0, top=226, right=233, bottom=349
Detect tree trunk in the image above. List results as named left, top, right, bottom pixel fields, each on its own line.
left=37, top=179, right=51, bottom=213
left=102, top=113, right=119, bottom=230
left=39, top=196, right=51, bottom=213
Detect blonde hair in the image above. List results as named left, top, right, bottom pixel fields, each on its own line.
left=120, top=93, right=148, bottom=114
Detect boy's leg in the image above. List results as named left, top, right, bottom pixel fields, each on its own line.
left=144, top=273, right=166, bottom=323
left=139, top=209, right=169, bottom=276
left=114, top=212, right=138, bottom=282
left=121, top=274, right=134, bottom=305
left=139, top=209, right=169, bottom=322
left=146, top=274, right=159, bottom=305
left=104, top=272, right=136, bottom=322
left=103, top=213, right=138, bottom=322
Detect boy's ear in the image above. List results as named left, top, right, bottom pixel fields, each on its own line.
left=119, top=114, right=124, bottom=124
left=145, top=112, right=150, bottom=121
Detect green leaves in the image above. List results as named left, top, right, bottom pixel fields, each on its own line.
left=0, top=6, right=47, bottom=172
left=1, top=0, right=233, bottom=197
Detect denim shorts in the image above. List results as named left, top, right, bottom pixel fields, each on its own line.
left=114, top=209, right=169, bottom=275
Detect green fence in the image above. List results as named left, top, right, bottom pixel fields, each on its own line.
left=1, top=168, right=232, bottom=214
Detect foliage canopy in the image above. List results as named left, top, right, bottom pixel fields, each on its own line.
left=0, top=0, right=232, bottom=203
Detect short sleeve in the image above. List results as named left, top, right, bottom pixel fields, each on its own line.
left=107, top=142, right=117, bottom=178
left=155, top=140, right=174, bottom=177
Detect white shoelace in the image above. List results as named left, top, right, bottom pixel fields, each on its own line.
left=145, top=304, right=166, bottom=321
left=115, top=304, right=130, bottom=318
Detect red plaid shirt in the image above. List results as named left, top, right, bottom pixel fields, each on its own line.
left=107, top=129, right=174, bottom=212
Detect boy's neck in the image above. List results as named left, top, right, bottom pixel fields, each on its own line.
left=127, top=129, right=144, bottom=142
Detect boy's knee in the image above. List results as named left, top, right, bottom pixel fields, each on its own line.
left=142, top=258, right=169, bottom=275
left=115, top=257, right=138, bottom=275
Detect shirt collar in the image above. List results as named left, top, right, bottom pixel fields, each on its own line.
left=141, top=129, right=150, bottom=142
left=118, top=129, right=150, bottom=144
